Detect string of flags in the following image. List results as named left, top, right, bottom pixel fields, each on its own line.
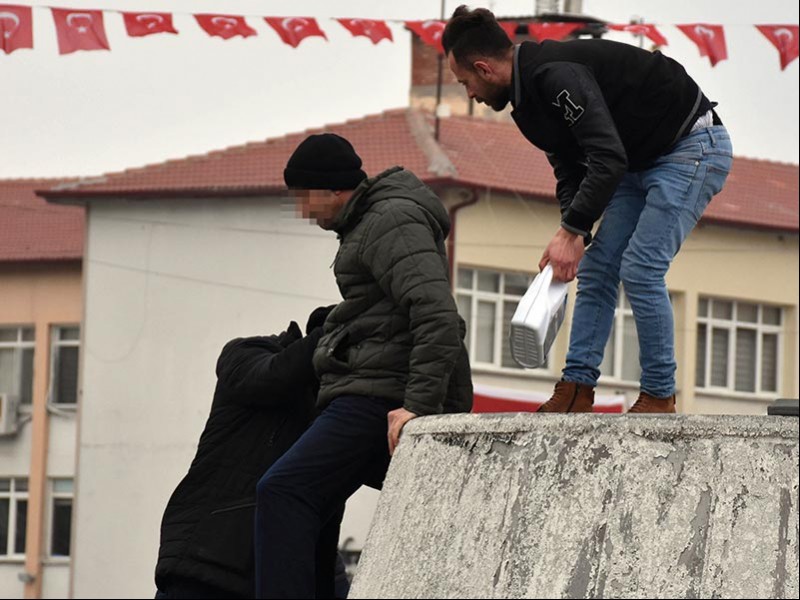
left=1, top=4, right=798, bottom=70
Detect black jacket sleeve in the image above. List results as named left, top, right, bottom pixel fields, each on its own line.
left=535, top=62, right=629, bottom=234
left=546, top=152, right=588, bottom=218
left=217, top=328, right=323, bottom=408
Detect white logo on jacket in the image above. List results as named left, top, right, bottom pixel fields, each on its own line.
left=552, top=90, right=585, bottom=126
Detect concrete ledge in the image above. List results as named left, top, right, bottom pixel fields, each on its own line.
left=350, top=414, right=799, bottom=599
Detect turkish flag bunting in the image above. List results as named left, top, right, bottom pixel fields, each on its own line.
left=499, top=21, right=518, bottom=41
left=756, top=25, right=799, bottom=70
left=123, top=12, right=178, bottom=37
left=0, top=4, right=33, bottom=54
left=337, top=18, right=392, bottom=44
left=195, top=14, right=256, bottom=39
left=608, top=23, right=668, bottom=47
left=527, top=22, right=582, bottom=41
left=265, top=17, right=327, bottom=48
left=406, top=20, right=445, bottom=54
left=51, top=8, right=109, bottom=55
left=677, top=24, right=728, bottom=66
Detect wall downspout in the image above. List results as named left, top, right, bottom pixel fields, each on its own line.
left=447, top=187, right=479, bottom=288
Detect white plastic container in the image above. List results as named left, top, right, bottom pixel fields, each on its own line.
left=509, top=264, right=569, bottom=369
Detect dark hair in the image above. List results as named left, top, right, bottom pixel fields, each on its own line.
left=442, top=5, right=513, bottom=67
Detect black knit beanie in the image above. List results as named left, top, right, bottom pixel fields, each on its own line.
left=284, top=133, right=367, bottom=190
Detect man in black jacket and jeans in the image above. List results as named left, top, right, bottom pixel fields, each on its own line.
left=155, top=307, right=343, bottom=599
left=444, top=6, right=732, bottom=414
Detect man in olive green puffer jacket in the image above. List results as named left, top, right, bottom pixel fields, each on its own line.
left=255, top=133, right=472, bottom=599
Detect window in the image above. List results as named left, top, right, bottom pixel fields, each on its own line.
left=51, top=326, right=80, bottom=405
left=49, top=479, right=73, bottom=557
left=0, top=327, right=34, bottom=405
left=696, top=298, right=782, bottom=394
left=456, top=267, right=547, bottom=371
left=0, top=478, right=28, bottom=558
left=599, top=290, right=641, bottom=383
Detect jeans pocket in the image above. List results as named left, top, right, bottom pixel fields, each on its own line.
left=691, top=158, right=732, bottom=220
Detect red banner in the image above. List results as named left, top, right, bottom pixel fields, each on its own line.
left=337, top=18, right=392, bottom=45
left=0, top=4, right=33, bottom=54
left=194, top=14, right=256, bottom=40
left=757, top=25, right=799, bottom=70
left=51, top=8, right=109, bottom=55
left=123, top=12, right=178, bottom=38
left=406, top=20, right=445, bottom=53
left=500, top=21, right=518, bottom=41
left=265, top=17, right=326, bottom=48
left=677, top=24, right=728, bottom=66
left=527, top=22, right=582, bottom=41
left=608, top=23, right=668, bottom=47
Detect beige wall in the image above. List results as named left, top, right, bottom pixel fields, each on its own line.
left=0, top=262, right=82, bottom=599
left=451, top=190, right=799, bottom=414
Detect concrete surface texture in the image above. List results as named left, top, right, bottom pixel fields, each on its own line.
left=350, top=414, right=799, bottom=599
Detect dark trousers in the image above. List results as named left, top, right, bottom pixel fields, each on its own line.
left=255, top=395, right=399, bottom=599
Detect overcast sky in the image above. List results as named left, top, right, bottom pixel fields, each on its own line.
left=1, top=0, right=797, bottom=179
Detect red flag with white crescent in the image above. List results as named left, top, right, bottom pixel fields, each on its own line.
left=0, top=4, right=33, bottom=54
left=194, top=14, right=256, bottom=40
left=265, top=17, right=327, bottom=48
left=337, top=18, right=392, bottom=44
left=527, top=22, right=582, bottom=42
left=756, top=25, right=799, bottom=70
left=677, top=24, right=728, bottom=67
left=608, top=23, right=668, bottom=47
left=51, top=8, right=109, bottom=55
left=123, top=12, right=178, bottom=37
left=406, top=20, right=445, bottom=54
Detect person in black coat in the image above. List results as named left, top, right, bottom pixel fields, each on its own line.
left=155, top=307, right=344, bottom=599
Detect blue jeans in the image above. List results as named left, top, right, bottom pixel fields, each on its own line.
left=255, top=395, right=399, bottom=599
left=563, top=126, right=733, bottom=397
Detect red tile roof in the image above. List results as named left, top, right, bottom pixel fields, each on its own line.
left=0, top=179, right=84, bottom=263
left=39, top=109, right=798, bottom=233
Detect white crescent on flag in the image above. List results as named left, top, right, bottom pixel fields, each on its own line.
left=422, top=20, right=443, bottom=41
left=0, top=11, right=20, bottom=38
left=211, top=16, right=238, bottom=30
left=135, top=14, right=165, bottom=30
left=349, top=18, right=374, bottom=37
left=694, top=25, right=716, bottom=40
left=0, top=13, right=19, bottom=32
left=774, top=27, right=795, bottom=43
left=66, top=12, right=93, bottom=33
left=281, top=17, right=309, bottom=35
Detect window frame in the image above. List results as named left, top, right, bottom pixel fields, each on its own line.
left=47, top=478, right=74, bottom=561
left=0, top=325, right=35, bottom=407
left=0, top=477, right=29, bottom=562
left=49, top=325, right=80, bottom=406
left=695, top=298, right=783, bottom=397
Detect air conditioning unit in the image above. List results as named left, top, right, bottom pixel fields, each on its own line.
left=0, top=393, right=21, bottom=436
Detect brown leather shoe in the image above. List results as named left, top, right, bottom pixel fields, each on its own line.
left=537, top=381, right=594, bottom=413
left=628, top=392, right=677, bottom=414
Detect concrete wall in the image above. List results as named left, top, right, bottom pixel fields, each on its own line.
left=71, top=197, right=346, bottom=598
left=352, top=413, right=799, bottom=599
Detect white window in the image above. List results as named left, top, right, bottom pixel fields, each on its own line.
left=599, top=290, right=641, bottom=383
left=0, top=477, right=28, bottom=559
left=49, top=479, right=73, bottom=558
left=50, top=326, right=80, bottom=405
left=0, top=326, right=35, bottom=406
left=696, top=298, right=783, bottom=395
left=456, top=267, right=548, bottom=371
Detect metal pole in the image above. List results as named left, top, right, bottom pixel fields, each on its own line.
left=434, top=0, right=445, bottom=141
